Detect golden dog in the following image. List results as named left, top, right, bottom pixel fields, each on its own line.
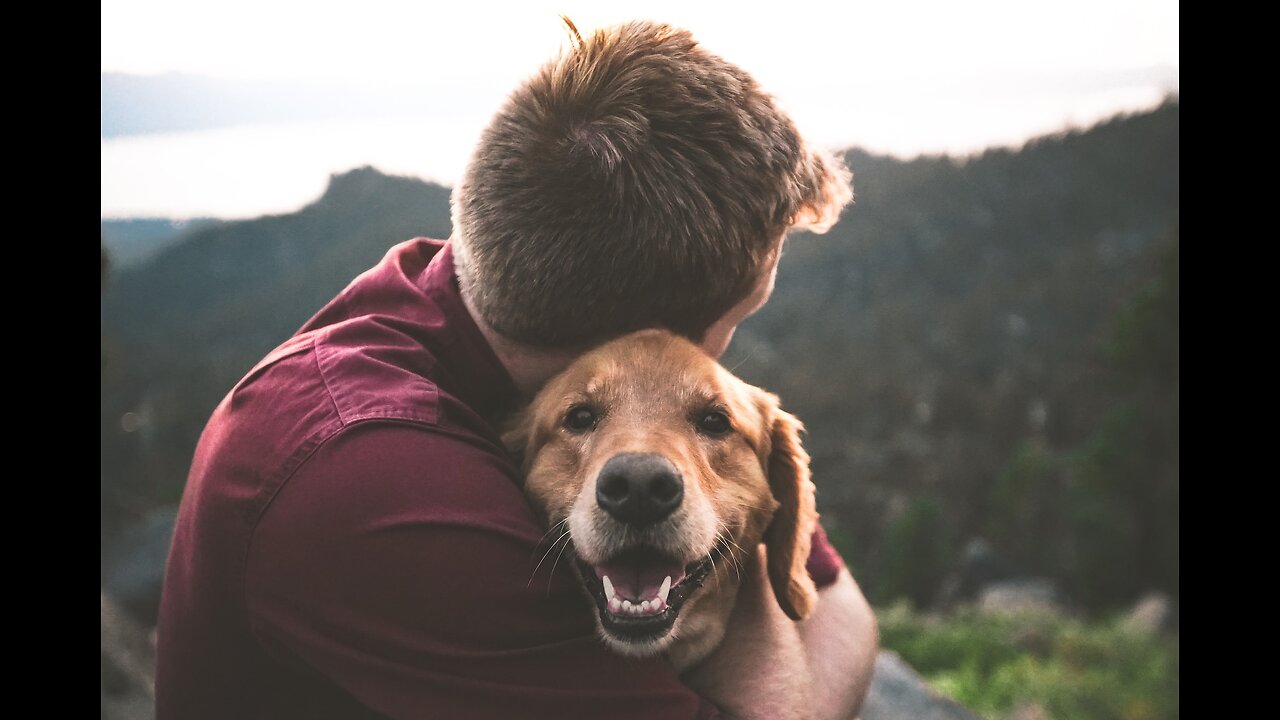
left=504, top=328, right=819, bottom=671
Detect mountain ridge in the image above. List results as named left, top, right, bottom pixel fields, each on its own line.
left=101, top=102, right=1178, bottom=609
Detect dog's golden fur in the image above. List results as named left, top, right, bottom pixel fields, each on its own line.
left=505, top=329, right=818, bottom=670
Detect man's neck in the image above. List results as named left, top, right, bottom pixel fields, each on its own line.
left=460, top=288, right=581, bottom=399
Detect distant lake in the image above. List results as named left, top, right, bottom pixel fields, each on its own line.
left=101, top=118, right=482, bottom=220
left=101, top=85, right=1171, bottom=220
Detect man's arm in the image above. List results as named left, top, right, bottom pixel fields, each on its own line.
left=801, top=569, right=880, bottom=720
left=246, top=422, right=720, bottom=719
left=681, top=547, right=879, bottom=720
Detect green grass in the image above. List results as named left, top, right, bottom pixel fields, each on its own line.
left=876, top=603, right=1178, bottom=720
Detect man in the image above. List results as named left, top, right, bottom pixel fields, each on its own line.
left=156, top=19, right=877, bottom=720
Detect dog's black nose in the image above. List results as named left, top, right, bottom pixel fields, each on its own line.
left=596, top=453, right=684, bottom=527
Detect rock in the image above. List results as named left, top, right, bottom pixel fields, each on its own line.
left=936, top=537, right=1008, bottom=609
left=101, top=591, right=155, bottom=720
left=102, top=506, right=178, bottom=625
left=961, top=538, right=1004, bottom=592
left=1009, top=703, right=1050, bottom=720
left=1121, top=591, right=1172, bottom=636
left=861, top=650, right=982, bottom=720
left=978, top=577, right=1065, bottom=615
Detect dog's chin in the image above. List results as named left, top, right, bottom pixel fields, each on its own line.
left=573, top=544, right=722, bottom=656
left=597, top=620, right=677, bottom=657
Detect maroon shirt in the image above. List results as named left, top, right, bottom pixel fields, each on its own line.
left=155, top=238, right=843, bottom=719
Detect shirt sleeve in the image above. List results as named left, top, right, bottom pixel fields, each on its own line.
left=245, top=422, right=722, bottom=720
left=806, top=524, right=845, bottom=589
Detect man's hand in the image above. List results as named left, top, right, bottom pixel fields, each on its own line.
left=680, top=547, right=878, bottom=720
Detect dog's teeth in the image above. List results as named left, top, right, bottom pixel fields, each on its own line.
left=601, top=577, right=671, bottom=616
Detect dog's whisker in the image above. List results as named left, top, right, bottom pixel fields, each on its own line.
left=727, top=532, right=747, bottom=566
left=713, top=523, right=746, bottom=582
left=719, top=498, right=773, bottom=513
left=537, top=517, right=570, bottom=543
left=529, top=532, right=570, bottom=589
left=706, top=541, right=720, bottom=587
left=713, top=541, right=734, bottom=584
left=528, top=528, right=573, bottom=588
left=717, top=523, right=750, bottom=561
left=545, top=532, right=575, bottom=597
left=726, top=342, right=761, bottom=373
left=723, top=537, right=748, bottom=559
left=713, top=529, right=743, bottom=583
left=529, top=518, right=571, bottom=561
left=531, top=529, right=571, bottom=575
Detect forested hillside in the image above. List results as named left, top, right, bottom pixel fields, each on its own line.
left=729, top=101, right=1178, bottom=609
left=101, top=101, right=1178, bottom=611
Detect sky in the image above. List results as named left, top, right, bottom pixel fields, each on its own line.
left=101, top=0, right=1179, bottom=218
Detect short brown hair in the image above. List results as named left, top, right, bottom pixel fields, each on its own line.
left=452, top=19, right=851, bottom=347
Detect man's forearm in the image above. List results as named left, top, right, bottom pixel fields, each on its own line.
left=799, top=568, right=879, bottom=720
left=681, top=550, right=879, bottom=720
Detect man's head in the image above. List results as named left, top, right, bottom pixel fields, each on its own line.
left=452, top=19, right=852, bottom=352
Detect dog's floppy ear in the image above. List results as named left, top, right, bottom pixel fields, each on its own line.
left=500, top=407, right=535, bottom=472
left=761, top=401, right=820, bottom=621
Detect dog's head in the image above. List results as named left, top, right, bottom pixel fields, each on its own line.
left=505, top=329, right=818, bottom=657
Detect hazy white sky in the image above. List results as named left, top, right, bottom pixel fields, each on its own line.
left=101, top=0, right=1178, bottom=218
left=102, top=0, right=1178, bottom=83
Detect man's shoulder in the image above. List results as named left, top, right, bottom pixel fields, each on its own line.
left=263, top=420, right=537, bottom=545
left=188, top=319, right=465, bottom=529
left=236, top=317, right=445, bottom=431
left=215, top=315, right=464, bottom=466
left=230, top=320, right=528, bottom=532
left=310, top=318, right=442, bottom=427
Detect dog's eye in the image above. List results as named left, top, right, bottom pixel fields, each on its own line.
left=696, top=411, right=732, bottom=437
left=563, top=405, right=599, bottom=432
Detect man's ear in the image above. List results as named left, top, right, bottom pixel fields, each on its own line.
left=762, top=404, right=820, bottom=621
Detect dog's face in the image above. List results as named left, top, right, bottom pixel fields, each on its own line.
left=505, top=329, right=818, bottom=658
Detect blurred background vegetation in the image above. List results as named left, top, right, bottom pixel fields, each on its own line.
left=878, top=603, right=1177, bottom=720
left=101, top=100, right=1178, bottom=719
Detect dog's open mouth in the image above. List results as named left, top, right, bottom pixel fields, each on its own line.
left=574, top=544, right=721, bottom=641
